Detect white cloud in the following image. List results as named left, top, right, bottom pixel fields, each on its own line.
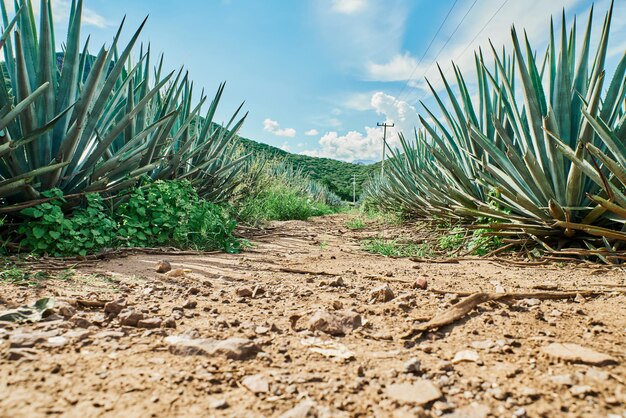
left=304, top=91, right=420, bottom=162
left=280, top=142, right=291, bottom=152
left=263, top=118, right=297, bottom=138
left=366, top=52, right=418, bottom=81
left=330, top=0, right=368, bottom=14
left=305, top=129, right=319, bottom=136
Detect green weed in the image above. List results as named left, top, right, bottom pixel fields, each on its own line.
left=362, top=238, right=432, bottom=257
left=346, top=217, right=366, bottom=230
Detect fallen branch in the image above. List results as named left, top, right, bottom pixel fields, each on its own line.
left=277, top=267, right=338, bottom=276
left=402, top=290, right=605, bottom=339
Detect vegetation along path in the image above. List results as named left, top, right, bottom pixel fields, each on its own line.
left=1, top=214, right=626, bottom=417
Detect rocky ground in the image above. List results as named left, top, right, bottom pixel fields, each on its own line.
left=1, top=214, right=625, bottom=418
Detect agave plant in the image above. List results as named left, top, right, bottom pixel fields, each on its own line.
left=368, top=1, right=626, bottom=254
left=0, top=0, right=249, bottom=213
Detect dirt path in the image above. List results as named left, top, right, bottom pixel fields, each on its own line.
left=1, top=214, right=625, bottom=417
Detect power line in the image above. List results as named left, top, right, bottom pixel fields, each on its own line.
left=421, top=0, right=510, bottom=98
left=402, top=0, right=480, bottom=104
left=397, top=0, right=460, bottom=102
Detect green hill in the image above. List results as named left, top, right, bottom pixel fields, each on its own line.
left=237, top=136, right=377, bottom=201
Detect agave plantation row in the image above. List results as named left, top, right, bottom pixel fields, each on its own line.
left=0, top=0, right=251, bottom=214
left=367, top=2, right=626, bottom=259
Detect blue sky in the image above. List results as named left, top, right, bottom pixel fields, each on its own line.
left=22, top=0, right=626, bottom=161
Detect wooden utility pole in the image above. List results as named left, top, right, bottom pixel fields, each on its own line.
left=377, top=122, right=394, bottom=176
left=352, top=174, right=356, bottom=205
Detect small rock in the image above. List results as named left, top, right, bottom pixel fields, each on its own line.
left=386, top=380, right=441, bottom=405
left=210, top=399, right=229, bottom=410
left=70, top=316, right=93, bottom=328
left=104, top=299, right=127, bottom=317
left=156, top=260, right=172, bottom=273
left=523, top=298, right=541, bottom=307
left=6, top=348, right=38, bottom=361
left=370, top=284, right=395, bottom=303
left=242, top=374, right=270, bottom=394
left=413, top=277, right=428, bottom=290
left=165, top=335, right=261, bottom=360
left=470, top=340, right=495, bottom=350
left=236, top=287, right=253, bottom=298
left=403, top=357, right=422, bottom=374
left=182, top=300, right=197, bottom=309
left=513, top=407, right=527, bottom=417
left=570, top=385, right=596, bottom=398
left=118, top=308, right=144, bottom=327
left=332, top=300, right=343, bottom=310
left=443, top=403, right=490, bottom=418
left=307, top=309, right=362, bottom=336
left=574, top=293, right=586, bottom=303
left=452, top=350, right=481, bottom=364
left=165, top=269, right=190, bottom=278
left=255, top=326, right=270, bottom=335
left=329, top=277, right=345, bottom=287
left=550, top=374, right=576, bottom=386
left=46, top=336, right=68, bottom=348
left=279, top=400, right=318, bottom=418
left=56, top=302, right=76, bottom=318
left=137, top=317, right=162, bottom=329
left=542, top=343, right=618, bottom=366
left=585, top=368, right=610, bottom=382
left=163, top=317, right=177, bottom=328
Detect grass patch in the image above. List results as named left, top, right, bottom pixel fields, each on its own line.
left=0, top=264, right=51, bottom=287
left=346, top=217, right=366, bottom=230
left=362, top=238, right=432, bottom=258
left=239, top=185, right=334, bottom=225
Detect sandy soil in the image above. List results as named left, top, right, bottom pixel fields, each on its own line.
left=1, top=214, right=625, bottom=417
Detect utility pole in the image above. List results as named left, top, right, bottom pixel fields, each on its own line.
left=377, top=122, right=394, bottom=176
left=352, top=174, right=356, bottom=205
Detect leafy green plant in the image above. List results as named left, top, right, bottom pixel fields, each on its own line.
left=18, top=189, right=116, bottom=256
left=116, top=180, right=243, bottom=253
left=438, top=227, right=465, bottom=251
left=362, top=238, right=432, bottom=257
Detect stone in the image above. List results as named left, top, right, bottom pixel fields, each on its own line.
left=56, top=302, right=76, bottom=318
left=163, top=317, right=177, bottom=328
left=236, top=287, right=253, bottom=298
left=70, top=316, right=93, bottom=328
left=452, top=350, right=481, bottom=364
left=156, top=260, right=172, bottom=273
left=9, top=331, right=56, bottom=348
left=6, top=348, right=38, bottom=361
left=165, top=335, right=261, bottom=360
left=369, top=284, right=395, bottom=303
left=549, top=374, right=576, bottom=386
left=413, top=277, right=428, bottom=290
left=182, top=300, right=197, bottom=309
left=585, top=368, right=610, bottom=382
left=137, top=317, right=162, bottom=329
left=470, top=340, right=495, bottom=350
left=386, top=380, right=442, bottom=405
left=442, top=403, right=490, bottom=418
left=241, top=374, right=270, bottom=394
left=301, top=337, right=355, bottom=360
left=403, top=358, right=422, bottom=374
left=118, top=308, right=144, bottom=327
left=307, top=309, right=362, bottom=336
left=104, top=299, right=127, bottom=317
left=210, top=399, right=229, bottom=410
left=329, top=277, right=345, bottom=287
left=165, top=269, right=190, bottom=278
left=542, top=343, right=618, bottom=366
left=45, top=336, right=68, bottom=348
left=570, top=385, right=596, bottom=398
left=279, top=400, right=318, bottom=418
